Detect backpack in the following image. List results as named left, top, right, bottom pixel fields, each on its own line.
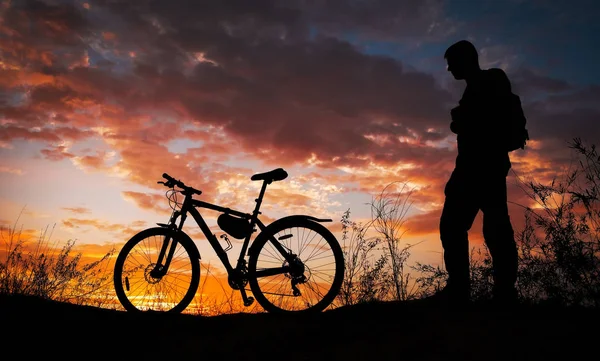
left=482, top=68, right=530, bottom=152
left=504, top=92, right=530, bottom=152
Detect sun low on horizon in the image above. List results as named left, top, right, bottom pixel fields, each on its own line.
left=1, top=0, right=599, bottom=312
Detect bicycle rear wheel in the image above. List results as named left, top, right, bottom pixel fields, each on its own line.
left=248, top=218, right=344, bottom=313
left=113, top=227, right=200, bottom=313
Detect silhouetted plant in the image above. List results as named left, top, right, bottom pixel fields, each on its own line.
left=466, top=247, right=495, bottom=300
left=515, top=137, right=600, bottom=307
left=338, top=209, right=385, bottom=305
left=338, top=182, right=420, bottom=305
left=411, top=262, right=446, bottom=298
left=412, top=247, right=495, bottom=301
left=0, top=214, right=115, bottom=305
left=370, top=182, right=419, bottom=301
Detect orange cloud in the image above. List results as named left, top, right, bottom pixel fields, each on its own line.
left=62, top=218, right=147, bottom=236
left=40, top=145, right=74, bottom=161
left=102, top=31, right=116, bottom=41
left=0, top=166, right=23, bottom=175
left=62, top=207, right=92, bottom=214
left=121, top=191, right=168, bottom=214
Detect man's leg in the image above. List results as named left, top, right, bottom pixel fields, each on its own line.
left=439, top=172, right=480, bottom=300
left=481, top=175, right=518, bottom=301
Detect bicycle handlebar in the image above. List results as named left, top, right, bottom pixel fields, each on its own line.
left=159, top=173, right=202, bottom=195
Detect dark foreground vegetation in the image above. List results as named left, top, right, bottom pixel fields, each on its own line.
left=2, top=293, right=598, bottom=361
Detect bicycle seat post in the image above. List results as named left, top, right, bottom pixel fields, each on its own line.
left=252, top=180, right=269, bottom=218
left=236, top=179, right=269, bottom=275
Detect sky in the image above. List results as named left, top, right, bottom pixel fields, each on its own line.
left=1, top=0, right=599, bottom=282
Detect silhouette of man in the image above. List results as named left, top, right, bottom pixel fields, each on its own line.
left=438, top=40, right=518, bottom=306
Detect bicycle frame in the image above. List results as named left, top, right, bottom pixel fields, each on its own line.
left=154, top=179, right=297, bottom=305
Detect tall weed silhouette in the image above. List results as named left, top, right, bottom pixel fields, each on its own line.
left=0, top=211, right=115, bottom=305
left=338, top=182, right=418, bottom=305
left=516, top=138, right=600, bottom=306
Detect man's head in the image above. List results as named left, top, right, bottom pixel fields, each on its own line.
left=444, top=40, right=480, bottom=80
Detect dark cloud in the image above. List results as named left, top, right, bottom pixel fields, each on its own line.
left=290, top=0, right=453, bottom=41
left=1, top=0, right=458, bottom=173
left=521, top=85, right=600, bottom=145
left=0, top=0, right=596, bottom=228
left=511, top=68, right=572, bottom=98
left=1, top=0, right=90, bottom=69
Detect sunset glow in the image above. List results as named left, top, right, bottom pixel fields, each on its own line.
left=1, top=0, right=598, bottom=313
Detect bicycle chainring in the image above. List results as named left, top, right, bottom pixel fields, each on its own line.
left=228, top=269, right=249, bottom=290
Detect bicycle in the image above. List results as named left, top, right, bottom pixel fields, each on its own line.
left=113, top=168, right=345, bottom=314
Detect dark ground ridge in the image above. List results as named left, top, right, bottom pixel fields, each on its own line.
left=1, top=294, right=597, bottom=360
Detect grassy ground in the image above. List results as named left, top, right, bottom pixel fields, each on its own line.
left=2, top=294, right=598, bottom=360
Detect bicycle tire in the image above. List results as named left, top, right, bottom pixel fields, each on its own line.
left=113, top=227, right=200, bottom=313
left=248, top=218, right=344, bottom=313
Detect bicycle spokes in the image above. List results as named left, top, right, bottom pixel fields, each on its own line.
left=250, top=222, right=342, bottom=312
left=114, top=230, right=200, bottom=312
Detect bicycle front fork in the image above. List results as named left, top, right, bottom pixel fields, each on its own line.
left=150, top=232, right=179, bottom=278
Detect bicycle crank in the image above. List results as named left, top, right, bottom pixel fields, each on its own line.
left=244, top=296, right=255, bottom=307
left=239, top=287, right=255, bottom=306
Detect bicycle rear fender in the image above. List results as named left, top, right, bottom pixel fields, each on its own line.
left=155, top=226, right=201, bottom=260
left=248, top=215, right=332, bottom=256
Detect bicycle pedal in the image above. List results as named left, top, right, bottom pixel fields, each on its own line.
left=244, top=296, right=254, bottom=306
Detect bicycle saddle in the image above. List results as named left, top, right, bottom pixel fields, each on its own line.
left=251, top=168, right=288, bottom=183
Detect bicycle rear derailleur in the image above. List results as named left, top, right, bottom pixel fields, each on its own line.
left=291, top=275, right=307, bottom=297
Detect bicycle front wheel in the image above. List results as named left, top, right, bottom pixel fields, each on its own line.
left=248, top=218, right=344, bottom=313
left=113, top=227, right=200, bottom=313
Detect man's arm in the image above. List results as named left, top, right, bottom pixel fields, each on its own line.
left=450, top=106, right=464, bottom=134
